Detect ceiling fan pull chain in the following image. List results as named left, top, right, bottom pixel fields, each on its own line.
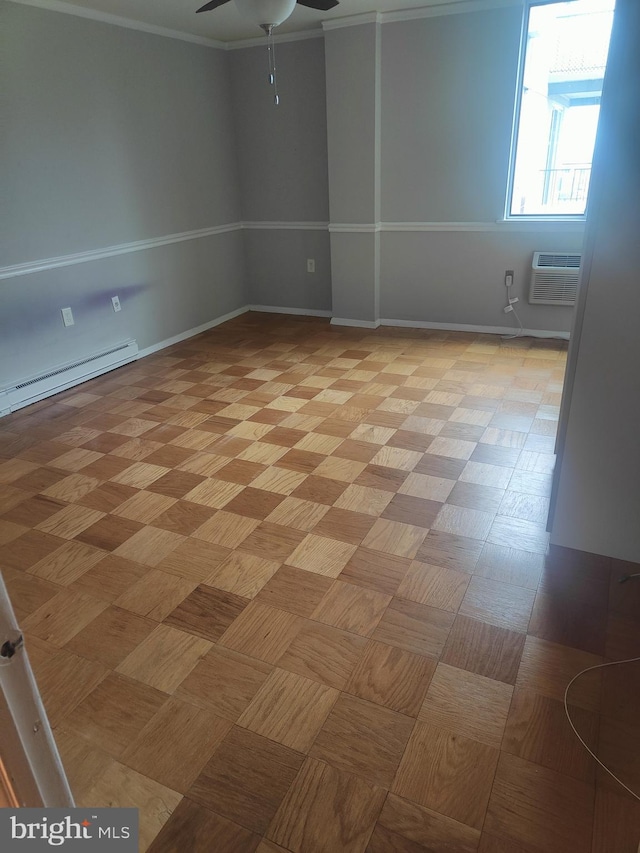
left=266, top=24, right=274, bottom=84
left=269, top=27, right=280, bottom=106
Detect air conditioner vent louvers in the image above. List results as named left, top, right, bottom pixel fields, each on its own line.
left=529, top=251, right=581, bottom=306
left=535, top=253, right=581, bottom=268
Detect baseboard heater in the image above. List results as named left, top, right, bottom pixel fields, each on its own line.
left=0, top=340, right=138, bottom=416
left=529, top=252, right=581, bottom=306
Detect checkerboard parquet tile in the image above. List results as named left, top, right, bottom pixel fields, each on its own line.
left=1, top=313, right=638, bottom=851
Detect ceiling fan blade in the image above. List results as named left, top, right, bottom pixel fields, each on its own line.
left=196, top=0, right=231, bottom=13
left=296, top=0, right=340, bottom=10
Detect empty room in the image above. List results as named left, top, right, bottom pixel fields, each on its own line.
left=1, top=0, right=639, bottom=850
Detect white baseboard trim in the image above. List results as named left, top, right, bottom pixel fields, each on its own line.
left=380, top=318, right=570, bottom=339
left=0, top=392, right=13, bottom=418
left=137, top=304, right=331, bottom=362
left=1, top=306, right=570, bottom=419
left=248, top=305, right=332, bottom=318
left=135, top=304, right=337, bottom=361
left=137, top=306, right=250, bottom=358
left=331, top=317, right=381, bottom=329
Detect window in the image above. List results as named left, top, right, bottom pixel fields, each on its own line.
left=507, top=0, right=615, bottom=217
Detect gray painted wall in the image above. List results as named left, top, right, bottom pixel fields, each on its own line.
left=325, top=25, right=378, bottom=225
left=2, top=0, right=593, bottom=387
left=229, top=37, right=329, bottom=223
left=324, top=23, right=380, bottom=322
left=377, top=9, right=585, bottom=333
left=1, top=3, right=246, bottom=385
left=381, top=9, right=521, bottom=223
left=2, top=3, right=240, bottom=263
left=379, top=230, right=580, bottom=330
left=229, top=38, right=330, bottom=311
left=550, top=0, right=640, bottom=562
left=244, top=229, right=331, bottom=312
left=0, top=233, right=245, bottom=385
left=329, top=232, right=379, bottom=323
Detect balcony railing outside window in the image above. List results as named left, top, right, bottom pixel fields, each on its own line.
left=542, top=165, right=591, bottom=206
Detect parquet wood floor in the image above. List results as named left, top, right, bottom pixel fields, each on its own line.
left=1, top=313, right=638, bottom=851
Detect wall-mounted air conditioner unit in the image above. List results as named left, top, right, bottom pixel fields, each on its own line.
left=529, top=252, right=581, bottom=306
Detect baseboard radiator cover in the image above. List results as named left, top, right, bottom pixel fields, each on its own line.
left=0, top=340, right=139, bottom=416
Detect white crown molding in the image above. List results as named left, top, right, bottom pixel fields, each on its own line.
left=227, top=28, right=324, bottom=50
left=248, top=305, right=332, bottom=317
left=322, top=12, right=381, bottom=32
left=5, top=0, right=227, bottom=49
left=242, top=221, right=329, bottom=231
left=382, top=0, right=524, bottom=26
left=380, top=318, right=569, bottom=339
left=7, top=0, right=526, bottom=51
left=321, top=1, right=522, bottom=32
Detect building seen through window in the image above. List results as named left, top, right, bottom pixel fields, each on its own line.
left=509, top=0, right=615, bottom=217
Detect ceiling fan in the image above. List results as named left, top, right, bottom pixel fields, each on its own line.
left=195, top=0, right=340, bottom=25
left=196, top=0, right=340, bottom=104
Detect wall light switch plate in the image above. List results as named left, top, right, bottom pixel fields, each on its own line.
left=111, top=296, right=121, bottom=312
left=61, top=307, right=74, bottom=327
left=307, top=259, right=316, bottom=273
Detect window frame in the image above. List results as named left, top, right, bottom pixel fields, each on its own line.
left=504, top=0, right=611, bottom=221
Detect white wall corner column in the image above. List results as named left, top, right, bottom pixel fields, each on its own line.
left=549, top=0, right=640, bottom=563
left=324, top=18, right=381, bottom=326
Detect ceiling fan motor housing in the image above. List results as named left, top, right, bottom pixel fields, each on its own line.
left=235, top=0, right=297, bottom=26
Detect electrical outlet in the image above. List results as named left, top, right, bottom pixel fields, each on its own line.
left=61, top=307, right=74, bottom=327
left=505, top=270, right=514, bottom=288
left=111, top=295, right=121, bottom=313
left=307, top=259, right=316, bottom=274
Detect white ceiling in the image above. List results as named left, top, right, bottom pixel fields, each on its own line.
left=30, top=0, right=477, bottom=44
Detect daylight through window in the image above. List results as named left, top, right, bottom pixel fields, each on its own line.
left=508, top=0, right=615, bottom=217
